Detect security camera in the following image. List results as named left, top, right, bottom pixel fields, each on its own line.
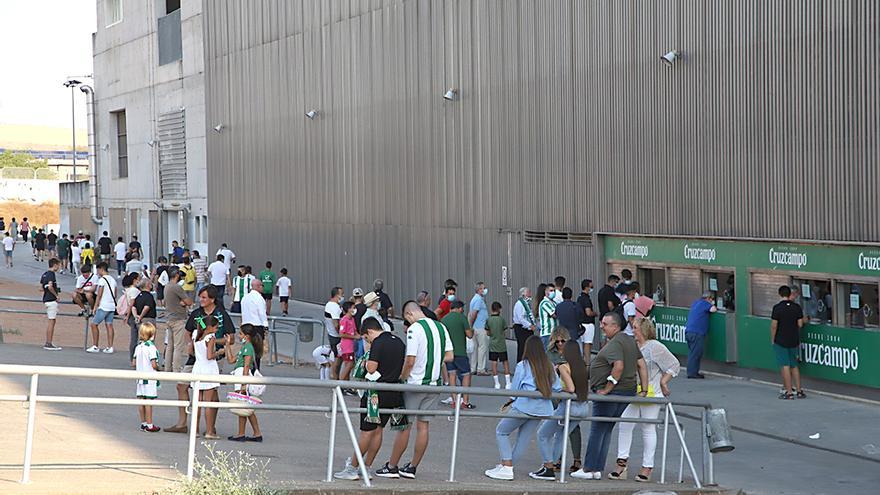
left=305, top=110, right=318, bottom=119
left=660, top=50, right=681, bottom=66
left=147, top=139, right=157, bottom=147
left=213, top=124, right=224, bottom=133
left=443, top=88, right=457, bottom=101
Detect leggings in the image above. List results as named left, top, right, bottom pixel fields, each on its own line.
left=616, top=402, right=662, bottom=468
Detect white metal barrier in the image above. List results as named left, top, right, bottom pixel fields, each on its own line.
left=0, top=363, right=719, bottom=488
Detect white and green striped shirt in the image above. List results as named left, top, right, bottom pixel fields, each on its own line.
left=538, top=297, right=557, bottom=337
left=232, top=274, right=254, bottom=303
left=405, top=318, right=453, bottom=385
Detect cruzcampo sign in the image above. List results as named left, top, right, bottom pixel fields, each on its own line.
left=652, top=306, right=728, bottom=362
left=607, top=236, right=880, bottom=278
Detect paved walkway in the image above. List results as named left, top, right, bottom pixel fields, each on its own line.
left=2, top=245, right=880, bottom=494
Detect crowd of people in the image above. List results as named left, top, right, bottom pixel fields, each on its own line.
left=322, top=273, right=684, bottom=482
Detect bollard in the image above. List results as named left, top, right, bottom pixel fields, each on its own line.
left=706, top=408, right=735, bottom=453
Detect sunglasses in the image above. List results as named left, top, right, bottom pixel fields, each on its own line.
left=555, top=339, right=567, bottom=345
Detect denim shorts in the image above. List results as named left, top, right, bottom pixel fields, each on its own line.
left=445, top=355, right=471, bottom=375
left=92, top=308, right=115, bottom=325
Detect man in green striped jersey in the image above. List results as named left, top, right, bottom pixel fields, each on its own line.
left=538, top=284, right=558, bottom=349
left=378, top=301, right=453, bottom=480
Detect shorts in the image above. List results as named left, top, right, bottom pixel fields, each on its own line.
left=579, top=323, right=596, bottom=346
left=403, top=391, right=439, bottom=423
left=164, top=320, right=189, bottom=372
left=156, top=285, right=165, bottom=300
left=489, top=351, right=509, bottom=362
left=45, top=301, right=58, bottom=320
left=5, top=250, right=12, bottom=258
left=359, top=395, right=408, bottom=431
left=328, top=335, right=342, bottom=358
left=48, top=245, right=56, bottom=251
left=445, top=355, right=471, bottom=375
left=280, top=296, right=289, bottom=303
left=136, top=380, right=159, bottom=399
left=773, top=344, right=799, bottom=368
left=261, top=292, right=273, bottom=300
left=92, top=308, right=115, bottom=325
left=340, top=352, right=355, bottom=362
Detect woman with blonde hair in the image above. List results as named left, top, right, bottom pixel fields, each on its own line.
left=609, top=316, right=679, bottom=482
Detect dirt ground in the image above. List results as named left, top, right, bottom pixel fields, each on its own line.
left=0, top=201, right=60, bottom=230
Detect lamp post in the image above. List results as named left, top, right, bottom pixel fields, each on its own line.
left=62, top=79, right=82, bottom=181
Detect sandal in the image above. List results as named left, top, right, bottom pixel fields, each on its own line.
left=778, top=391, right=794, bottom=400
left=635, top=467, right=652, bottom=482
left=569, top=459, right=582, bottom=473
left=607, top=458, right=627, bottom=480
left=796, top=390, right=807, bottom=399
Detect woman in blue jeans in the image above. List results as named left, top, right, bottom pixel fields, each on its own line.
left=484, top=335, right=561, bottom=481
left=572, top=312, right=648, bottom=480
left=529, top=339, right=590, bottom=480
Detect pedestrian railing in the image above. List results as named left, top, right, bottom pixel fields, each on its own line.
left=0, top=362, right=729, bottom=488
left=0, top=295, right=322, bottom=366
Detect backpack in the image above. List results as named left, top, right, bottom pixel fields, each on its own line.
left=106, top=277, right=129, bottom=316
left=614, top=298, right=634, bottom=322
left=182, top=265, right=196, bottom=285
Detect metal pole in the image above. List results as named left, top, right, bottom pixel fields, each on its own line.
left=186, top=380, right=201, bottom=480
left=668, top=404, right=701, bottom=489
left=325, top=389, right=338, bottom=482
left=269, top=320, right=277, bottom=366
left=333, top=386, right=370, bottom=487
left=708, top=445, right=715, bottom=486
left=558, top=398, right=572, bottom=484
left=678, top=425, right=685, bottom=483
left=83, top=316, right=89, bottom=351
left=448, top=392, right=462, bottom=482
left=20, top=374, right=39, bottom=484
left=660, top=405, right=669, bottom=484
left=71, top=86, right=77, bottom=181
left=292, top=324, right=299, bottom=366
left=701, top=408, right=709, bottom=485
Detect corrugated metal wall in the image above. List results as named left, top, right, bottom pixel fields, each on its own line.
left=202, top=0, right=879, bottom=304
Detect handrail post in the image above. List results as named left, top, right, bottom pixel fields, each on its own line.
left=668, top=404, right=701, bottom=488
left=83, top=315, right=89, bottom=351
left=448, top=392, right=462, bottom=482
left=660, top=404, right=669, bottom=484
left=333, top=386, right=370, bottom=487
left=701, top=407, right=709, bottom=485
left=20, top=373, right=39, bottom=484
left=270, top=320, right=277, bottom=366
left=325, top=388, right=338, bottom=482
left=558, top=398, right=571, bottom=483
left=186, top=380, right=201, bottom=480
left=292, top=323, right=299, bottom=366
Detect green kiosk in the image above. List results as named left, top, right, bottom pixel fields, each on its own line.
left=598, top=234, right=878, bottom=389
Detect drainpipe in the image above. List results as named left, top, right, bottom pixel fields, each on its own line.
left=79, top=84, right=102, bottom=225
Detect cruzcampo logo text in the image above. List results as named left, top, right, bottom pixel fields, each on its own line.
left=683, top=244, right=716, bottom=263
left=800, top=342, right=859, bottom=374
left=768, top=248, right=807, bottom=268
left=620, top=241, right=649, bottom=258
left=857, top=252, right=880, bottom=271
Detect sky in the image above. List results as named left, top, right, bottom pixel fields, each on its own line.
left=0, top=0, right=97, bottom=130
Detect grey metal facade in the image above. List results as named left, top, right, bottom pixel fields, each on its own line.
left=203, top=0, right=879, bottom=304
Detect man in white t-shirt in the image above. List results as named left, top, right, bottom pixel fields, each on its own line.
left=2, top=232, right=14, bottom=268
left=73, top=264, right=98, bottom=316
left=276, top=268, right=292, bottom=316
left=324, top=287, right=345, bottom=379
left=208, top=254, right=231, bottom=307
left=620, top=282, right=639, bottom=336
left=216, top=243, right=236, bottom=270
left=88, top=262, right=117, bottom=354
left=113, top=237, right=127, bottom=275
left=380, top=301, right=453, bottom=480
left=553, top=276, right=566, bottom=304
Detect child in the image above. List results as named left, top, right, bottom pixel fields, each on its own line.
left=71, top=241, right=82, bottom=275
left=313, top=344, right=333, bottom=380
left=228, top=324, right=264, bottom=442
left=276, top=268, right=292, bottom=316
left=132, top=322, right=161, bottom=432
left=191, top=315, right=221, bottom=439
left=337, top=302, right=359, bottom=389
left=486, top=301, right=512, bottom=389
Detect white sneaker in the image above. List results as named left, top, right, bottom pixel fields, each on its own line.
left=570, top=469, right=601, bottom=480
left=505, top=382, right=512, bottom=390
left=440, top=397, right=454, bottom=405
left=333, top=465, right=360, bottom=481
left=484, top=464, right=514, bottom=480
left=494, top=382, right=501, bottom=389
left=85, top=345, right=100, bottom=353
left=102, top=347, right=114, bottom=354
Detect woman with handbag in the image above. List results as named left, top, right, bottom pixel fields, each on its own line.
left=191, top=315, right=221, bottom=439
left=227, top=324, right=264, bottom=442
left=484, top=335, right=561, bottom=480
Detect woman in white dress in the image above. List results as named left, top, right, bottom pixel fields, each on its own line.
left=190, top=314, right=221, bottom=439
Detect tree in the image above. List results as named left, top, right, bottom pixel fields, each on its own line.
left=0, top=150, right=48, bottom=169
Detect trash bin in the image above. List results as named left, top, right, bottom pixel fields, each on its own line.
left=706, top=408, right=735, bottom=453
left=298, top=322, right=314, bottom=343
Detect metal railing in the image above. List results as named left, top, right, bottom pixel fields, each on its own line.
left=0, top=295, right=322, bottom=365
left=0, top=362, right=720, bottom=488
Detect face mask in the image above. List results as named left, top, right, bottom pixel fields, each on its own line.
left=482, top=288, right=489, bottom=296
left=589, top=288, right=594, bottom=295
left=447, top=295, right=455, bottom=302
left=547, top=290, right=556, bottom=299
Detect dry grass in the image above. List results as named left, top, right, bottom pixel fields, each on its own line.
left=0, top=201, right=60, bottom=228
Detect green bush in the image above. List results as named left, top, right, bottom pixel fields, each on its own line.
left=1, top=167, right=35, bottom=179
left=162, top=444, right=280, bottom=495
left=35, top=168, right=59, bottom=180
